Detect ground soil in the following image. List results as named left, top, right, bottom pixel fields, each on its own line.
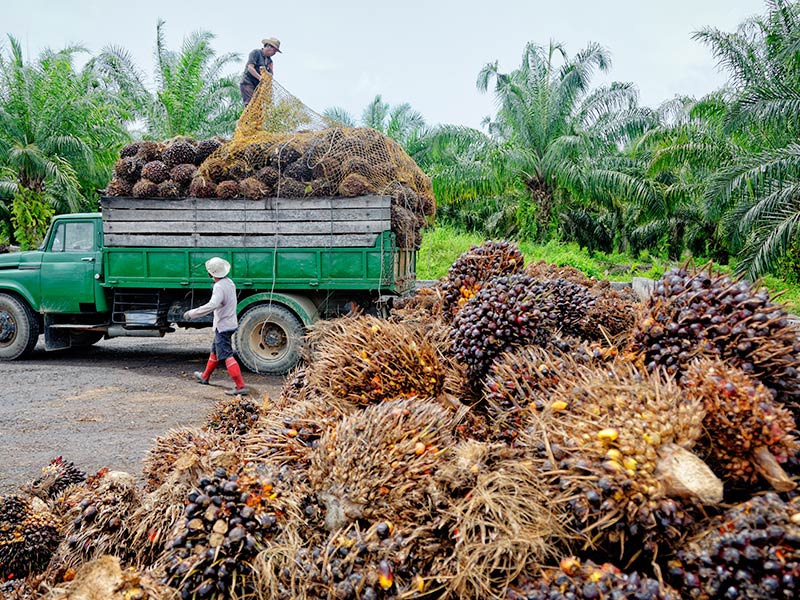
left=0, top=329, right=286, bottom=494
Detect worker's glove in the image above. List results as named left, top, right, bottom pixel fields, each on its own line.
left=182, top=311, right=192, bottom=321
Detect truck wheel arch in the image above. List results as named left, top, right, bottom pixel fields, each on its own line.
left=234, top=293, right=318, bottom=375
left=0, top=291, right=40, bottom=360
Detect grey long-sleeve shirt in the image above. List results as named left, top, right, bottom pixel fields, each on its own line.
left=185, top=277, right=238, bottom=332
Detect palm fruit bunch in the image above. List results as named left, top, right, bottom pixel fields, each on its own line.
left=281, top=521, right=429, bottom=600
left=0, top=495, right=60, bottom=580
left=20, top=456, right=86, bottom=503
left=163, top=466, right=288, bottom=600
left=681, top=359, right=799, bottom=492
left=204, top=396, right=262, bottom=437
left=578, top=280, right=640, bottom=342
left=528, top=277, right=597, bottom=338
left=483, top=340, right=600, bottom=444
left=53, top=470, right=142, bottom=572
left=309, top=398, right=455, bottom=532
left=521, top=362, right=723, bottom=558
left=45, top=555, right=175, bottom=600
left=303, top=315, right=445, bottom=406
left=668, top=493, right=800, bottom=599
left=433, top=441, right=568, bottom=600
left=507, top=557, right=680, bottom=600
left=440, top=241, right=525, bottom=320
left=143, top=427, right=235, bottom=492
left=524, top=260, right=595, bottom=286
left=626, top=266, right=800, bottom=413
left=450, top=274, right=562, bottom=385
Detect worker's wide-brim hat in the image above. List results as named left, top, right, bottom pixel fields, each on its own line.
left=262, top=37, right=282, bottom=52
left=206, top=257, right=231, bottom=278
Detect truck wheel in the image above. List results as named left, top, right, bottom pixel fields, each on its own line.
left=235, top=304, right=304, bottom=375
left=0, top=293, right=39, bottom=360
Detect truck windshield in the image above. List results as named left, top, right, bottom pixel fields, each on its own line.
left=50, top=221, right=95, bottom=252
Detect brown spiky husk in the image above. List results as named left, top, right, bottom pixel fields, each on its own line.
left=338, top=173, right=374, bottom=197
left=239, top=176, right=270, bottom=199
left=132, top=179, right=158, bottom=198
left=21, top=457, right=86, bottom=503
left=308, top=397, right=456, bottom=532
left=105, top=177, right=132, bottom=197
left=46, top=555, right=177, bottom=600
left=214, top=179, right=239, bottom=199
left=520, top=362, right=718, bottom=559
left=524, top=261, right=595, bottom=287
left=142, top=427, right=237, bottom=492
left=303, top=315, right=446, bottom=406
left=681, top=359, right=799, bottom=491
left=156, top=180, right=181, bottom=198
left=187, top=177, right=216, bottom=198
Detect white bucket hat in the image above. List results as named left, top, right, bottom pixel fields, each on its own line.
left=206, top=257, right=231, bottom=278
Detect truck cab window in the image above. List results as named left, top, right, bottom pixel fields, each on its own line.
left=50, top=222, right=94, bottom=253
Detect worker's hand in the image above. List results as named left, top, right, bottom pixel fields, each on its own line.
left=182, top=311, right=192, bottom=321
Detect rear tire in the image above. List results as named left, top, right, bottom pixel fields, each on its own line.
left=235, top=304, right=304, bottom=375
left=0, top=293, right=39, bottom=360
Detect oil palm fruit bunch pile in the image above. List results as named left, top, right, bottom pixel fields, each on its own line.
left=45, top=555, right=174, bottom=600
left=303, top=315, right=446, bottom=406
left=308, top=398, right=456, bottom=532
left=668, top=493, right=800, bottom=599
left=681, top=359, right=799, bottom=493
left=506, top=557, right=680, bottom=600
left=0, top=495, right=60, bottom=580
left=440, top=241, right=525, bottom=319
left=163, top=467, right=285, bottom=600
left=53, top=470, right=142, bottom=572
left=626, top=266, right=800, bottom=413
left=284, top=522, right=422, bottom=600
left=204, top=396, right=262, bottom=437
left=522, top=362, right=722, bottom=558
left=20, top=457, right=86, bottom=503
left=107, top=137, right=221, bottom=199
left=450, top=274, right=565, bottom=385
left=578, top=281, right=639, bottom=342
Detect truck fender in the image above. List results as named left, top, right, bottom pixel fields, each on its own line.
left=0, top=285, right=41, bottom=313
left=236, top=292, right=319, bottom=326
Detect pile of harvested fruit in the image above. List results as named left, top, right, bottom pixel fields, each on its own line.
left=2, top=241, right=799, bottom=600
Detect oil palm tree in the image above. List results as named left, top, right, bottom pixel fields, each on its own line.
left=0, top=36, right=128, bottom=246
left=96, top=20, right=241, bottom=139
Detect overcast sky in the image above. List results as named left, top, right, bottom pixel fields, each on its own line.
left=3, top=0, right=765, bottom=129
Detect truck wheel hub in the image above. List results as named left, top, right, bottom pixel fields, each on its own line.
left=263, top=326, right=284, bottom=348
left=0, top=311, right=16, bottom=343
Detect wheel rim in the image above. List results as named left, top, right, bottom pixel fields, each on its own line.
left=248, top=318, right=289, bottom=363
left=0, top=309, right=17, bottom=347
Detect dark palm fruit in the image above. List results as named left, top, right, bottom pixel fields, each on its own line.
left=526, top=361, right=721, bottom=559
left=669, top=493, right=800, bottom=600
left=0, top=495, right=62, bottom=580
left=163, top=141, right=197, bottom=168
left=228, top=161, right=253, bottom=181
left=170, top=163, right=197, bottom=185
left=626, top=267, right=800, bottom=414
left=681, top=359, right=799, bottom=491
left=283, top=159, right=313, bottom=182
left=255, top=166, right=280, bottom=187
left=205, top=397, right=261, bottom=436
left=157, top=180, right=181, bottom=198
left=450, top=273, right=562, bottom=385
left=270, top=144, right=302, bottom=169
left=106, top=177, right=133, bottom=197
left=274, top=177, right=307, bottom=198
left=135, top=140, right=161, bottom=162
left=195, top=138, right=222, bottom=164
left=119, top=142, right=141, bottom=158
left=113, top=157, right=144, bottom=182
left=22, top=456, right=86, bottom=501
left=141, top=161, right=170, bottom=184
left=164, top=468, right=282, bottom=600
left=337, top=173, right=374, bottom=197
left=188, top=177, right=217, bottom=199
left=132, top=180, right=158, bottom=198
left=239, top=177, right=270, bottom=199
left=215, top=180, right=240, bottom=199
left=507, top=557, right=680, bottom=600
left=242, top=141, right=273, bottom=170
left=440, top=240, right=525, bottom=320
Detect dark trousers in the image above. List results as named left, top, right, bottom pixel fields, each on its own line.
left=211, top=329, right=235, bottom=360
left=240, top=82, right=256, bottom=105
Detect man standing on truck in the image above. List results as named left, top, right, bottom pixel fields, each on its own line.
left=240, top=37, right=281, bottom=105
left=182, top=257, right=248, bottom=396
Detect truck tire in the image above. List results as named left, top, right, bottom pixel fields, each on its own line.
left=235, top=303, right=304, bottom=375
left=0, top=293, right=40, bottom=360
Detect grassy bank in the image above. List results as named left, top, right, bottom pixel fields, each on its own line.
left=418, top=225, right=800, bottom=314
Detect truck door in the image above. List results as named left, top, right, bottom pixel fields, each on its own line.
left=40, top=219, right=101, bottom=313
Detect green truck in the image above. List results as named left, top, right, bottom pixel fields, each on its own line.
left=0, top=195, right=416, bottom=374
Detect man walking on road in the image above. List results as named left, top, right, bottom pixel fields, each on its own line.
left=183, top=257, right=248, bottom=396
left=240, top=37, right=281, bottom=105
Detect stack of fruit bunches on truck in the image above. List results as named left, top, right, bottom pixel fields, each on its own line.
left=2, top=240, right=800, bottom=600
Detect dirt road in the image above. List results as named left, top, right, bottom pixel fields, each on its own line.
left=0, top=330, right=286, bottom=494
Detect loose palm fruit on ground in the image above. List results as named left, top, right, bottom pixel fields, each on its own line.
left=668, top=493, right=800, bottom=600
left=682, top=359, right=798, bottom=492
left=0, top=495, right=60, bottom=580
left=507, top=557, right=680, bottom=600
left=441, top=241, right=525, bottom=319
left=522, top=361, right=721, bottom=558
left=626, top=266, right=800, bottom=414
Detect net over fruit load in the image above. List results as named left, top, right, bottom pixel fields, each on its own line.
left=106, top=73, right=435, bottom=249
